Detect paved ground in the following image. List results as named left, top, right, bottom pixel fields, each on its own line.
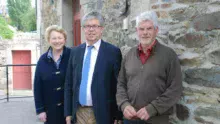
left=0, top=97, right=42, bottom=124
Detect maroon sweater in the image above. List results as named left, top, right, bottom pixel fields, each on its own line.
left=116, top=42, right=183, bottom=121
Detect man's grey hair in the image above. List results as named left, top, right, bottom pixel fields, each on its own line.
left=136, top=11, right=158, bottom=28
left=81, top=11, right=105, bottom=27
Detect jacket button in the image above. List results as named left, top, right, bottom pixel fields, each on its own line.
left=55, top=71, right=60, bottom=75
left=57, top=103, right=62, bottom=106
left=56, top=87, right=61, bottom=91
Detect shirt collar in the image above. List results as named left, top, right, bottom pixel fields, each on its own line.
left=86, top=39, right=101, bottom=51
left=47, top=47, right=63, bottom=59
left=138, top=39, right=157, bottom=53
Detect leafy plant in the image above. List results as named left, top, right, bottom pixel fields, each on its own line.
left=0, top=16, right=14, bottom=39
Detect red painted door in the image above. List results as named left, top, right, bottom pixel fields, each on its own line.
left=73, top=0, right=81, bottom=46
left=12, top=50, right=32, bottom=90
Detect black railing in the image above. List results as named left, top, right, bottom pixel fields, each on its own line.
left=0, top=64, right=36, bottom=102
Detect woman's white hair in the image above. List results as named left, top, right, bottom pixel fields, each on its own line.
left=136, top=11, right=158, bottom=28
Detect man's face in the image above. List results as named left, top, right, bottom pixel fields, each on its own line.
left=49, top=31, right=66, bottom=51
left=136, top=20, right=158, bottom=46
left=83, top=19, right=104, bottom=44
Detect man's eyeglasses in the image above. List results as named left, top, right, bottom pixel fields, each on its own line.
left=83, top=25, right=102, bottom=30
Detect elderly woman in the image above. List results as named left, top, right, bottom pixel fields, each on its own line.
left=34, top=25, right=71, bottom=124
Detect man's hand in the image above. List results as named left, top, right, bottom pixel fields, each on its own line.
left=123, top=105, right=137, bottom=120
left=38, top=112, right=47, bottom=122
left=66, top=116, right=72, bottom=124
left=114, top=120, right=123, bottom=124
left=137, top=107, right=150, bottom=121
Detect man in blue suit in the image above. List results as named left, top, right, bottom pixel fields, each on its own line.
left=64, top=11, right=122, bottom=124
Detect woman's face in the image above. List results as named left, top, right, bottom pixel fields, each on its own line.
left=48, top=30, right=66, bottom=51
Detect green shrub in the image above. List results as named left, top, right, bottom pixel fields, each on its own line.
left=0, top=16, right=7, bottom=25
left=0, top=16, right=14, bottom=39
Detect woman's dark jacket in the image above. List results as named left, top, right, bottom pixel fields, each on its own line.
left=34, top=46, right=71, bottom=124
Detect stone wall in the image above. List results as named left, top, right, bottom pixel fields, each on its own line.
left=0, top=41, right=7, bottom=89
left=0, top=33, right=40, bottom=93
left=40, top=0, right=62, bottom=52
left=81, top=0, right=220, bottom=123
left=40, top=0, right=220, bottom=123
left=40, top=0, right=74, bottom=52
left=149, top=0, right=220, bottom=123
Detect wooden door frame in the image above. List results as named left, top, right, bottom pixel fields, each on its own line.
left=73, top=0, right=81, bottom=46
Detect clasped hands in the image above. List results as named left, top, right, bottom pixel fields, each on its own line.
left=38, top=112, right=47, bottom=122
left=123, top=105, right=149, bottom=121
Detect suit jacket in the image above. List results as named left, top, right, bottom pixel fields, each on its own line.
left=64, top=40, right=122, bottom=124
